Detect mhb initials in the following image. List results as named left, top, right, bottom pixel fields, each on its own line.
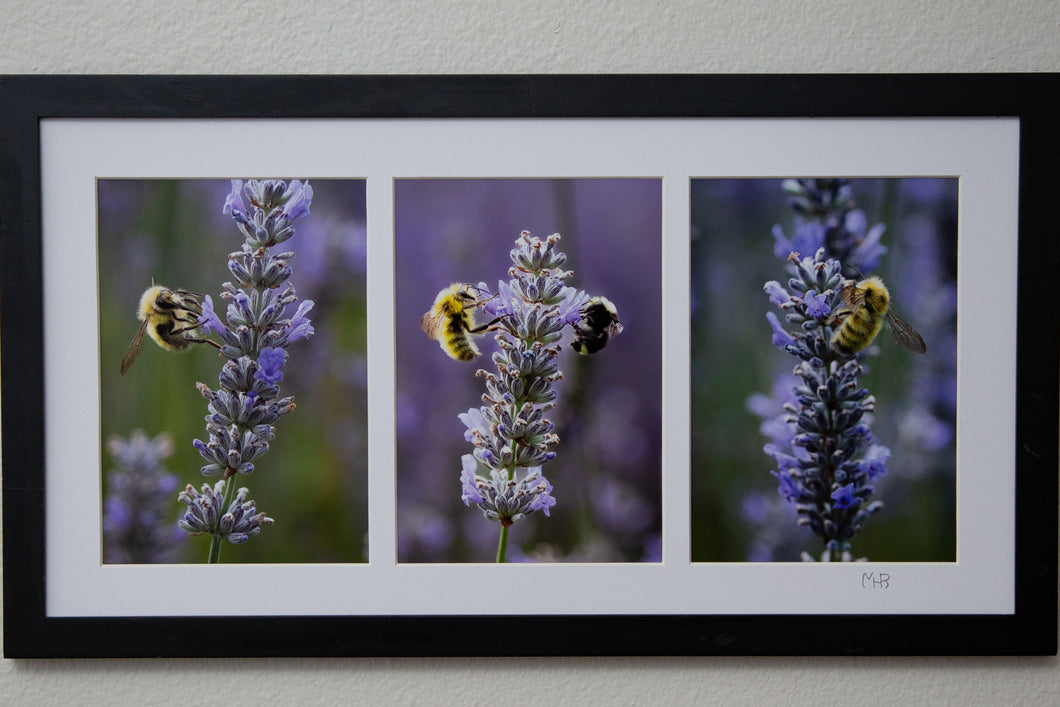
left=861, top=572, right=890, bottom=589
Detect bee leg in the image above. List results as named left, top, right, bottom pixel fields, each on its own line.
left=187, top=337, right=223, bottom=351
left=825, top=309, right=850, bottom=328
left=470, top=288, right=499, bottom=305
left=466, top=316, right=505, bottom=334
left=169, top=323, right=223, bottom=351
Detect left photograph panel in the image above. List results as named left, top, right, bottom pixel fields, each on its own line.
left=97, top=179, right=369, bottom=564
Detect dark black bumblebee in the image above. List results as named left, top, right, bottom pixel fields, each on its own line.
left=570, top=296, right=623, bottom=355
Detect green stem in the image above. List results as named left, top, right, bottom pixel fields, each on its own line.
left=496, top=524, right=509, bottom=563
left=207, top=534, right=223, bottom=564
left=206, top=475, right=238, bottom=564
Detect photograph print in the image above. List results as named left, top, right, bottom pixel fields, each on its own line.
left=98, top=178, right=369, bottom=565
left=394, top=178, right=663, bottom=563
left=690, top=177, right=958, bottom=563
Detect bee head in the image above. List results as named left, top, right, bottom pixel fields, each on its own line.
left=858, top=276, right=890, bottom=313
left=455, top=285, right=479, bottom=300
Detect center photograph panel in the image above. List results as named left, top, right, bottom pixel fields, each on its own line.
left=394, top=178, right=663, bottom=563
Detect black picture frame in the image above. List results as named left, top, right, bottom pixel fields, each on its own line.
left=1, top=74, right=1056, bottom=658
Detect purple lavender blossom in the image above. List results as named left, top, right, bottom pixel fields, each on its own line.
left=178, top=481, right=273, bottom=544
left=255, top=347, right=286, bottom=386
left=461, top=455, right=557, bottom=525
left=830, top=483, right=859, bottom=510
left=103, top=430, right=184, bottom=563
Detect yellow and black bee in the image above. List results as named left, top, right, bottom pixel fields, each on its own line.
left=570, top=296, right=623, bottom=355
left=120, top=283, right=220, bottom=375
left=420, top=283, right=501, bottom=361
left=829, top=275, right=926, bottom=355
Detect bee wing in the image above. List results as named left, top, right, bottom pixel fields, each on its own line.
left=886, top=310, right=927, bottom=354
left=839, top=285, right=867, bottom=311
left=120, top=319, right=150, bottom=375
left=607, top=319, right=624, bottom=337
left=420, top=310, right=444, bottom=340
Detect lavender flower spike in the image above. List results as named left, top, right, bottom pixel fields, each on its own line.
left=452, top=230, right=617, bottom=560
left=178, top=481, right=274, bottom=545
left=461, top=232, right=570, bottom=523
left=760, top=249, right=886, bottom=560
left=460, top=454, right=557, bottom=524
left=747, top=179, right=902, bottom=562
left=180, top=179, right=315, bottom=561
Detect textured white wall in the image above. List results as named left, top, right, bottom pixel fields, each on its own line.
left=2, top=0, right=1058, bottom=704
left=2, top=0, right=1058, bottom=73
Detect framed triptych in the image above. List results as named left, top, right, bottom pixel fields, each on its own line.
left=1, top=74, right=1056, bottom=656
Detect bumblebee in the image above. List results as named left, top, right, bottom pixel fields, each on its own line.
left=570, top=296, right=623, bottom=355
left=120, top=283, right=219, bottom=375
left=420, top=283, right=500, bottom=361
left=829, top=275, right=926, bottom=355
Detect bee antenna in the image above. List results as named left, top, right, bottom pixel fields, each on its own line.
left=844, top=265, right=867, bottom=280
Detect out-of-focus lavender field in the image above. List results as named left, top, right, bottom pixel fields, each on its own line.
left=691, top=178, right=958, bottom=562
left=98, top=179, right=368, bottom=563
left=395, top=179, right=663, bottom=562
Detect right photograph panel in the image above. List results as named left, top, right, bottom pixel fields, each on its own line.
left=690, top=178, right=958, bottom=562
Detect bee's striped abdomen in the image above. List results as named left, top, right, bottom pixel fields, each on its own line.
left=831, top=308, right=884, bottom=354
left=442, top=310, right=480, bottom=361
left=422, top=283, right=494, bottom=361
